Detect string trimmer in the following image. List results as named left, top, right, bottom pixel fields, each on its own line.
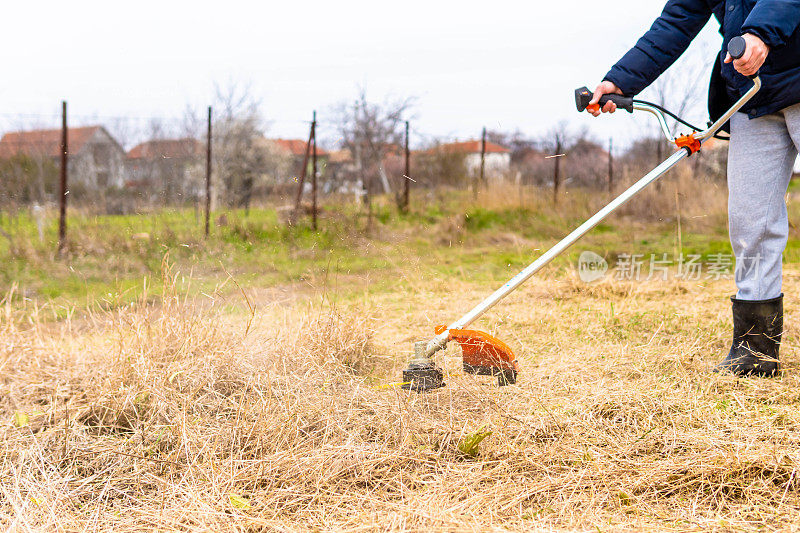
left=401, top=36, right=760, bottom=392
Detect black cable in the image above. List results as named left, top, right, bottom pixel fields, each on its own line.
left=632, top=99, right=730, bottom=141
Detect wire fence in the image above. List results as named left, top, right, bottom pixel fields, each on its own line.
left=0, top=100, right=733, bottom=255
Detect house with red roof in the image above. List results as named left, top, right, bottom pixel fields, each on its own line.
left=126, top=138, right=204, bottom=202
left=127, top=138, right=203, bottom=161
left=260, top=138, right=329, bottom=186
left=440, top=140, right=510, bottom=180
left=0, top=125, right=125, bottom=190
left=264, top=138, right=329, bottom=164
left=422, top=140, right=511, bottom=182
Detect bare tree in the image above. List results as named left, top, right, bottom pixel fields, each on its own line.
left=209, top=81, right=269, bottom=210
left=486, top=129, right=536, bottom=161
left=648, top=43, right=710, bottom=136
left=180, top=105, right=212, bottom=211
left=566, top=136, right=608, bottom=188
left=639, top=42, right=712, bottom=188
left=332, top=88, right=414, bottom=214
left=539, top=121, right=585, bottom=205
left=413, top=140, right=472, bottom=189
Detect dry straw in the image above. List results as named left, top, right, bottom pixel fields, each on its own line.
left=2, top=260, right=800, bottom=531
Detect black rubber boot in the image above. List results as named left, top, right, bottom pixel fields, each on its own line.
left=715, top=294, right=783, bottom=377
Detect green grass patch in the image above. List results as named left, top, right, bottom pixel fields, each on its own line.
left=0, top=186, right=784, bottom=307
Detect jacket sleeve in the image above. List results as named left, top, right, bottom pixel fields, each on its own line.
left=604, top=0, right=712, bottom=96
left=742, top=0, right=800, bottom=48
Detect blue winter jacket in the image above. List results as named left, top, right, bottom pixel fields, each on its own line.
left=604, top=0, right=800, bottom=120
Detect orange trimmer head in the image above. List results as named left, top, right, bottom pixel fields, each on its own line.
left=401, top=328, right=519, bottom=392
left=436, top=326, right=519, bottom=386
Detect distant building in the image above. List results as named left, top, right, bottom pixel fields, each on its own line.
left=327, top=149, right=354, bottom=170
left=126, top=138, right=204, bottom=202
left=431, top=140, right=511, bottom=181
left=322, top=149, right=361, bottom=194
left=263, top=138, right=329, bottom=179
left=0, top=125, right=125, bottom=189
left=325, top=146, right=407, bottom=195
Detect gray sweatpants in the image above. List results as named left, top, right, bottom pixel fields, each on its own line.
left=728, top=103, right=800, bottom=300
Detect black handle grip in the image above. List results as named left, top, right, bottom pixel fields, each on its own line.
left=727, top=35, right=759, bottom=80
left=575, top=86, right=634, bottom=113
left=728, top=35, right=746, bottom=60
left=599, top=93, right=634, bottom=112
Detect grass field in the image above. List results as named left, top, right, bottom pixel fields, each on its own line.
left=3, top=181, right=800, bottom=530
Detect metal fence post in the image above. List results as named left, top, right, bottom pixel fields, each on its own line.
left=311, top=110, right=318, bottom=231
left=205, top=106, right=212, bottom=237
left=402, top=120, right=410, bottom=212
left=57, top=101, right=68, bottom=254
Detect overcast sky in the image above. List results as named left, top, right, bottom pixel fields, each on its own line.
left=1, top=1, right=723, bottom=149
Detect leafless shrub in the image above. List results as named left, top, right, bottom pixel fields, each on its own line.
left=204, top=81, right=270, bottom=210
left=412, top=143, right=468, bottom=188
left=331, top=88, right=415, bottom=206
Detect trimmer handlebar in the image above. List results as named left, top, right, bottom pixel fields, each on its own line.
left=576, top=35, right=752, bottom=116
left=574, top=87, right=633, bottom=113
left=574, top=35, right=759, bottom=145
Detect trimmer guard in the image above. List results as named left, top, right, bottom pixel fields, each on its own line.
left=435, top=326, right=519, bottom=385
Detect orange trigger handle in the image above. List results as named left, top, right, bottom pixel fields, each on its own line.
left=674, top=134, right=701, bottom=155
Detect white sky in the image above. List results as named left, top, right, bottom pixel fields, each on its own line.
left=0, top=0, right=723, bottom=149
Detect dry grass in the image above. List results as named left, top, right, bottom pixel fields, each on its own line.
left=461, top=169, right=729, bottom=249
left=3, top=259, right=800, bottom=531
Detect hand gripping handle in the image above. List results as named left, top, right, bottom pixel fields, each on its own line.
left=727, top=35, right=759, bottom=80
left=576, top=36, right=749, bottom=115
left=574, top=86, right=634, bottom=113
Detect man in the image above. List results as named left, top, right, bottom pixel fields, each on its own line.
left=589, top=1, right=800, bottom=376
